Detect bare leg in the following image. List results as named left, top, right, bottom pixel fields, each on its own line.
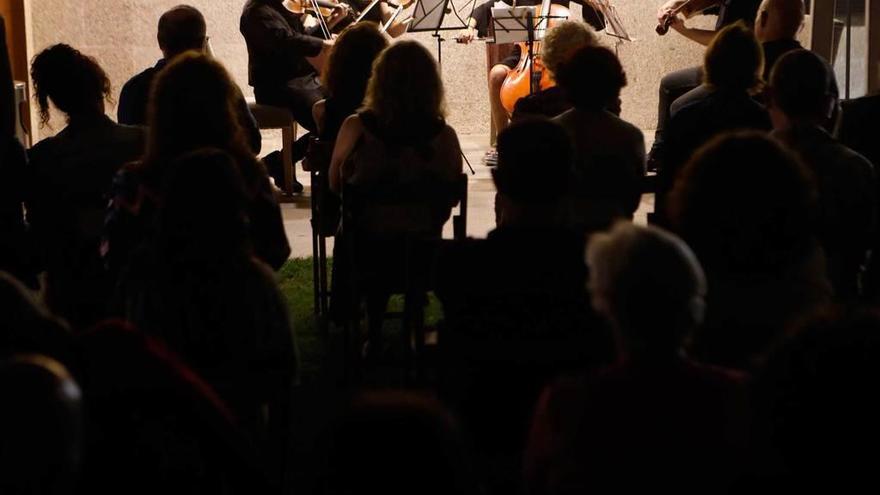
left=489, top=64, right=511, bottom=139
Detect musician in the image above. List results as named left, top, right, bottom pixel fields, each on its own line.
left=456, top=0, right=605, bottom=135
left=650, top=0, right=762, bottom=165
left=240, top=0, right=345, bottom=133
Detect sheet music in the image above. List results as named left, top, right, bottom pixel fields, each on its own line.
left=593, top=0, right=631, bottom=42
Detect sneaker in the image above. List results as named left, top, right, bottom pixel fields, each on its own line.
left=483, top=148, right=498, bottom=167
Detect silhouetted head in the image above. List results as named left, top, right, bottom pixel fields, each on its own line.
left=322, top=22, right=388, bottom=109
left=158, top=5, right=207, bottom=59
left=703, top=22, right=764, bottom=93
left=30, top=44, right=110, bottom=125
left=145, top=52, right=256, bottom=182
left=755, top=0, right=804, bottom=43
left=754, top=308, right=880, bottom=489
left=363, top=40, right=446, bottom=139
left=0, top=355, right=82, bottom=495
left=326, top=391, right=474, bottom=495
left=556, top=45, right=627, bottom=112
left=493, top=119, right=573, bottom=226
left=768, top=49, right=838, bottom=128
left=587, top=222, right=707, bottom=359
left=668, top=131, right=816, bottom=279
left=541, top=20, right=598, bottom=77
left=156, top=148, right=250, bottom=262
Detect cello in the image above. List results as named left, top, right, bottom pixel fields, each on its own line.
left=498, top=0, right=570, bottom=114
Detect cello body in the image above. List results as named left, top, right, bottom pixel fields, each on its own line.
left=498, top=2, right=570, bottom=115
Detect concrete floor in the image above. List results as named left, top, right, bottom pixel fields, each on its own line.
left=271, top=133, right=654, bottom=259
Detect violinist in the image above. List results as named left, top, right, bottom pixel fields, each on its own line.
left=456, top=0, right=605, bottom=136
left=649, top=0, right=761, bottom=167
left=240, top=0, right=347, bottom=134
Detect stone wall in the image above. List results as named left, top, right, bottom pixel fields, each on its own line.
left=28, top=0, right=714, bottom=139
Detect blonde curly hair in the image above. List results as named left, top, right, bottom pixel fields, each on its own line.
left=541, top=20, right=599, bottom=77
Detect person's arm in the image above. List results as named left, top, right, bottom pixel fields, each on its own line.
left=658, top=0, right=722, bottom=46
left=456, top=0, right=493, bottom=42
left=242, top=7, right=325, bottom=64
left=312, top=99, right=326, bottom=136
left=328, top=114, right=364, bottom=193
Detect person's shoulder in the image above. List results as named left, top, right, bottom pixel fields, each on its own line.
left=122, top=65, right=157, bottom=92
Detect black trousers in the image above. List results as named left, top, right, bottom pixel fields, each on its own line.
left=254, top=74, right=324, bottom=132
left=651, top=66, right=703, bottom=152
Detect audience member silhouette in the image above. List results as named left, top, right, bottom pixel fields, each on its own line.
left=668, top=132, right=830, bottom=370
left=117, top=148, right=296, bottom=436
left=328, top=41, right=463, bottom=343
left=749, top=308, right=880, bottom=491
left=511, top=20, right=603, bottom=121
left=553, top=45, right=645, bottom=229
left=769, top=49, right=875, bottom=300
left=435, top=119, right=612, bottom=495
left=526, top=222, right=748, bottom=495
left=0, top=355, right=82, bottom=495
left=323, top=391, right=477, bottom=495
left=104, top=52, right=290, bottom=280
left=839, top=90, right=880, bottom=169
left=313, top=22, right=388, bottom=141
left=76, top=321, right=269, bottom=495
left=0, top=15, right=34, bottom=286
left=670, top=0, right=805, bottom=116
left=26, top=44, right=145, bottom=328
left=118, top=5, right=261, bottom=153
left=656, top=22, right=771, bottom=222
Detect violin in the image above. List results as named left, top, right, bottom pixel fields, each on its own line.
left=498, top=0, right=570, bottom=114
left=656, top=0, right=696, bottom=35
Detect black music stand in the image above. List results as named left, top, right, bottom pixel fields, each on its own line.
left=409, top=0, right=476, bottom=174
left=409, top=0, right=473, bottom=70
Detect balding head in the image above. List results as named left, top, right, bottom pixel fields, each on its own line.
left=755, top=0, right=805, bottom=43
left=158, top=5, right=207, bottom=58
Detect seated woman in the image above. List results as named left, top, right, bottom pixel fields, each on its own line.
left=654, top=21, right=771, bottom=223
left=104, top=52, right=290, bottom=279
left=26, top=44, right=145, bottom=328
left=553, top=45, right=645, bottom=230
left=313, top=22, right=389, bottom=141
left=328, top=40, right=463, bottom=350
left=309, top=22, right=388, bottom=234
left=117, top=148, right=296, bottom=439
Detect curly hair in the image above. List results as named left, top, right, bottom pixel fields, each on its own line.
left=30, top=44, right=111, bottom=125
left=322, top=22, right=388, bottom=108
left=362, top=40, right=446, bottom=138
left=541, top=20, right=598, bottom=77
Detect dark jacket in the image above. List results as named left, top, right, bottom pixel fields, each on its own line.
left=118, top=59, right=262, bottom=154
left=240, top=0, right=325, bottom=90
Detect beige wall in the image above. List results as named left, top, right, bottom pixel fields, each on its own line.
left=28, top=0, right=712, bottom=139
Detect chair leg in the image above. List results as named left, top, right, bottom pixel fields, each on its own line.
left=281, top=125, right=294, bottom=195
left=310, top=170, right=321, bottom=318
left=319, top=234, right=329, bottom=317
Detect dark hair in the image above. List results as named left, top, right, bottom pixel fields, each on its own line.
left=703, top=22, right=764, bottom=92
left=143, top=52, right=260, bottom=187
left=555, top=45, right=627, bottom=111
left=30, top=44, right=111, bottom=125
left=157, top=148, right=250, bottom=262
left=326, top=391, right=475, bottom=495
left=158, top=5, right=207, bottom=57
left=493, top=119, right=573, bottom=203
left=668, top=131, right=816, bottom=279
left=770, top=49, right=837, bottom=121
left=322, top=22, right=388, bottom=109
